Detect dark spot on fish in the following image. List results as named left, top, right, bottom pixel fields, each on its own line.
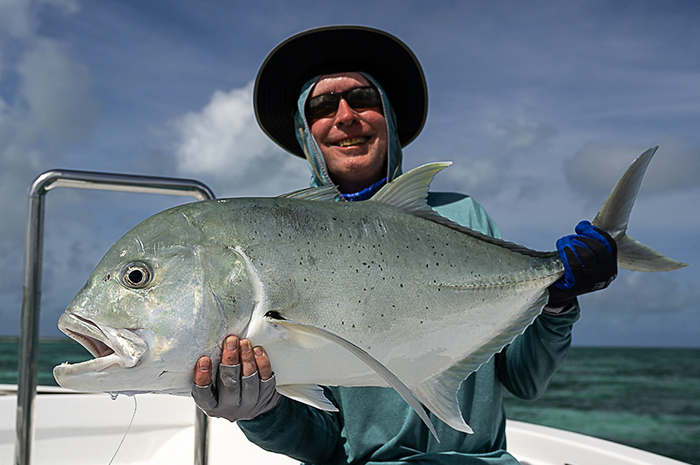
left=103, top=274, right=111, bottom=283
left=265, top=311, right=285, bottom=321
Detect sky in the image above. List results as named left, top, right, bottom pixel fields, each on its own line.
left=0, top=0, right=698, bottom=347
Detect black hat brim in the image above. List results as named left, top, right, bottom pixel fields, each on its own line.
left=254, top=25, right=428, bottom=158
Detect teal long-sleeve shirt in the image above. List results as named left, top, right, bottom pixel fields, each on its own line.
left=238, top=193, right=579, bottom=464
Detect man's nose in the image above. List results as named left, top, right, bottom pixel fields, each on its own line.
left=334, top=97, right=358, bottom=124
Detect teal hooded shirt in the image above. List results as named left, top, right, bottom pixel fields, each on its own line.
left=238, top=74, right=579, bottom=464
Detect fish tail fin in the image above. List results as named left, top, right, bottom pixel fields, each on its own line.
left=591, top=146, right=688, bottom=272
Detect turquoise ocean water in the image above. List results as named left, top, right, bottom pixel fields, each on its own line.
left=1, top=338, right=698, bottom=464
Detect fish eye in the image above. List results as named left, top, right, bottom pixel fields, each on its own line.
left=120, top=261, right=153, bottom=289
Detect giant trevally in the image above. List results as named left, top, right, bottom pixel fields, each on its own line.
left=54, top=147, right=686, bottom=437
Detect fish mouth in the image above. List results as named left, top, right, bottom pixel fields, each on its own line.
left=54, top=312, right=150, bottom=376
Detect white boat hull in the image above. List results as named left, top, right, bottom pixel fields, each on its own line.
left=0, top=385, right=689, bottom=465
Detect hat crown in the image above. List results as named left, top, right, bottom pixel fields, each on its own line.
left=254, top=25, right=428, bottom=157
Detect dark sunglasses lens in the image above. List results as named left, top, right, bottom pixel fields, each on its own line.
left=346, top=87, right=381, bottom=109
left=306, top=87, right=381, bottom=120
left=307, top=95, right=340, bottom=119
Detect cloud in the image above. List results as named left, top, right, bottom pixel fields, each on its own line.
left=581, top=271, right=698, bottom=316
left=0, top=0, right=99, bottom=332
left=173, top=82, right=309, bottom=197
left=0, top=38, right=100, bottom=237
left=564, top=138, right=700, bottom=199
left=574, top=271, right=700, bottom=347
left=571, top=270, right=700, bottom=347
left=0, top=0, right=79, bottom=41
left=433, top=115, right=557, bottom=198
left=16, top=39, right=99, bottom=150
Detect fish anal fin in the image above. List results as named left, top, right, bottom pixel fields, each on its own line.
left=414, top=290, right=549, bottom=434
left=414, top=374, right=473, bottom=434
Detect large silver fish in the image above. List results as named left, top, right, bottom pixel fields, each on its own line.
left=54, top=147, right=686, bottom=437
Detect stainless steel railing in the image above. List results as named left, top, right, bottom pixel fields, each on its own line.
left=15, top=169, right=216, bottom=465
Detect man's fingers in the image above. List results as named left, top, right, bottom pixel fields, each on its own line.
left=254, top=346, right=273, bottom=381
left=239, top=339, right=257, bottom=377
left=222, top=336, right=240, bottom=366
left=194, top=357, right=213, bottom=387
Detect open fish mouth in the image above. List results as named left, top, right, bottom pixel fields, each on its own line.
left=55, top=312, right=150, bottom=375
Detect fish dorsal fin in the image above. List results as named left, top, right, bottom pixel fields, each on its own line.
left=373, top=162, right=556, bottom=259
left=371, top=162, right=452, bottom=214
left=265, top=314, right=440, bottom=442
left=279, top=185, right=342, bottom=202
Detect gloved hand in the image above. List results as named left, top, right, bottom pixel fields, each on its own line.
left=547, top=220, right=618, bottom=310
left=192, top=336, right=281, bottom=422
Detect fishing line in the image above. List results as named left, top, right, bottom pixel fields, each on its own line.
left=107, top=395, right=138, bottom=465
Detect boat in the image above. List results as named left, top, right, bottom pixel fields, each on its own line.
left=1, top=384, right=689, bottom=465
left=7, top=170, right=691, bottom=465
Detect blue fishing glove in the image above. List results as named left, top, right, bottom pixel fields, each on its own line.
left=547, top=220, right=617, bottom=310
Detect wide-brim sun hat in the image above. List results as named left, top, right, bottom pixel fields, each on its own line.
left=254, top=25, right=428, bottom=158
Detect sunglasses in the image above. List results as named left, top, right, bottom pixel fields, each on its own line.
left=306, top=86, right=382, bottom=120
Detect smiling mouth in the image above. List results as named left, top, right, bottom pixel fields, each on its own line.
left=336, top=136, right=369, bottom=147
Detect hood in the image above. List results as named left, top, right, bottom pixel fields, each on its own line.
left=293, top=73, right=404, bottom=197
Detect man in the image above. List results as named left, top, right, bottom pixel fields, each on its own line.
left=192, top=26, right=617, bottom=464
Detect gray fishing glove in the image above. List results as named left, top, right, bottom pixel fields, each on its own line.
left=192, top=363, right=282, bottom=422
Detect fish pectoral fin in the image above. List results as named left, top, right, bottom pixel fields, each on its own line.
left=276, top=384, right=338, bottom=412
left=265, top=315, right=440, bottom=442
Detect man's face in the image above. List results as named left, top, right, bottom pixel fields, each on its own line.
left=308, top=72, right=388, bottom=193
